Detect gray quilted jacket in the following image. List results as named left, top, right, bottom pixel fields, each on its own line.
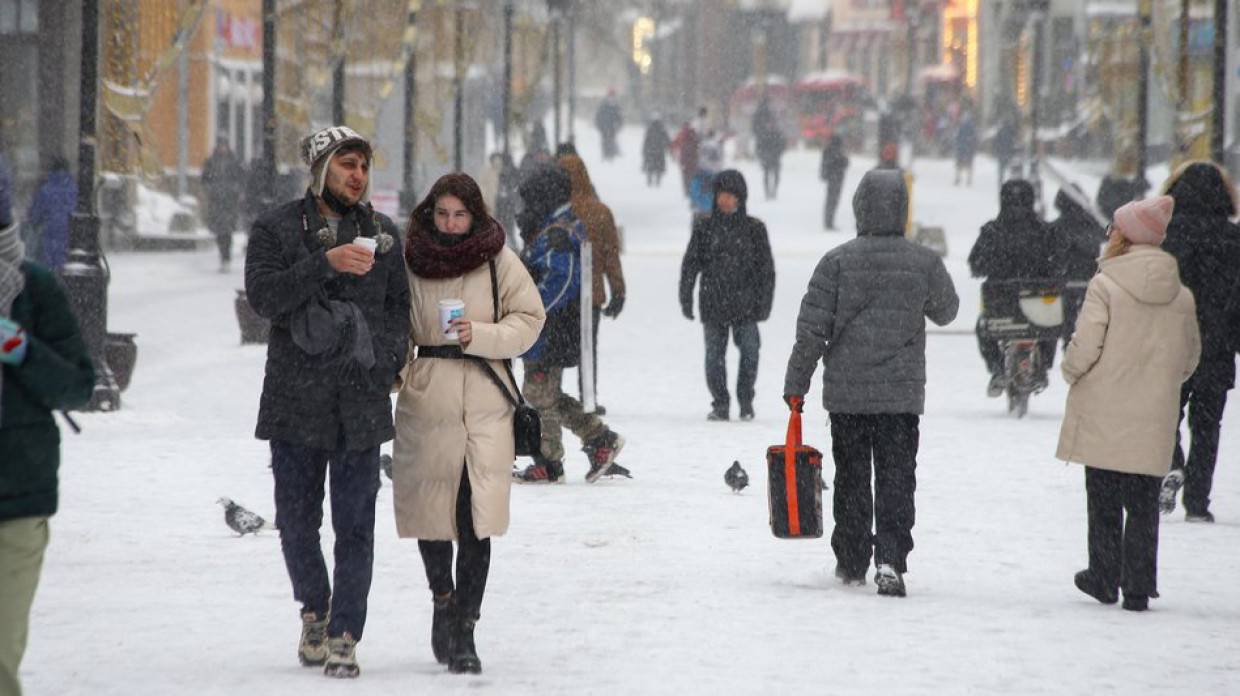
left=783, top=169, right=959, bottom=414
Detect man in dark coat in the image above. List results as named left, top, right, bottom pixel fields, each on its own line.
left=594, top=90, right=623, bottom=161
left=24, top=157, right=77, bottom=270
left=642, top=117, right=671, bottom=187
left=819, top=135, right=849, bottom=230
left=679, top=170, right=775, bottom=421
left=783, top=169, right=959, bottom=597
left=753, top=98, right=786, bottom=199
left=202, top=141, right=246, bottom=271
left=954, top=112, right=978, bottom=186
left=993, top=114, right=1017, bottom=191
left=1158, top=162, right=1240, bottom=523
left=968, top=179, right=1061, bottom=395
left=244, top=125, right=409, bottom=677
left=0, top=212, right=96, bottom=696
left=1047, top=185, right=1106, bottom=347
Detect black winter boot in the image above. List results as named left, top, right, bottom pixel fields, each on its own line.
left=431, top=593, right=455, bottom=665
left=1073, top=569, right=1118, bottom=605
left=448, top=615, right=482, bottom=674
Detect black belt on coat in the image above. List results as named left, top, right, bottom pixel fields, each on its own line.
left=417, top=345, right=464, bottom=359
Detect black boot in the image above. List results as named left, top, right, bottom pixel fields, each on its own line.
left=431, top=593, right=454, bottom=665
left=448, top=615, right=482, bottom=674
left=1073, top=569, right=1118, bottom=605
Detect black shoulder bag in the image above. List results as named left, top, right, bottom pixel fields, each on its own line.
left=468, top=260, right=542, bottom=457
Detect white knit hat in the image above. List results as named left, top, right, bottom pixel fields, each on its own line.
left=300, top=125, right=373, bottom=201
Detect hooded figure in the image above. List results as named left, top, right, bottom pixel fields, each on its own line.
left=25, top=158, right=77, bottom=270
left=1056, top=195, right=1200, bottom=611
left=1157, top=161, right=1240, bottom=521
left=783, top=168, right=959, bottom=596
left=679, top=170, right=775, bottom=421
left=642, top=117, right=671, bottom=186
left=969, top=179, right=1061, bottom=390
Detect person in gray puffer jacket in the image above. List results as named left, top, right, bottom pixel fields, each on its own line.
left=783, top=169, right=958, bottom=598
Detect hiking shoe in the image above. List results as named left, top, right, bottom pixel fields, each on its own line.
left=448, top=617, right=482, bottom=674
left=834, top=564, right=866, bottom=586
left=431, top=593, right=455, bottom=665
left=707, top=408, right=729, bottom=421
left=298, top=610, right=329, bottom=666
left=739, top=404, right=755, bottom=421
left=513, top=459, right=564, bottom=484
left=1159, top=470, right=1183, bottom=514
left=323, top=633, right=359, bottom=678
left=1073, top=569, right=1118, bottom=605
left=584, top=430, right=625, bottom=483
left=986, top=374, right=1006, bottom=398
left=1185, top=510, right=1215, bottom=523
left=874, top=564, right=906, bottom=597
left=1122, top=595, right=1149, bottom=612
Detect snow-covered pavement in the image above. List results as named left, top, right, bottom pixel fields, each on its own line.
left=22, top=124, right=1240, bottom=695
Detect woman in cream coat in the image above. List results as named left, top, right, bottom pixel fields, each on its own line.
left=1056, top=195, right=1200, bottom=612
left=393, top=173, right=544, bottom=673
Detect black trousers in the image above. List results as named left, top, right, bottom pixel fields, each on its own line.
left=271, top=440, right=380, bottom=639
left=829, top=413, right=920, bottom=574
left=703, top=322, right=759, bottom=412
left=418, top=472, right=491, bottom=621
left=762, top=162, right=781, bottom=199
left=1085, top=467, right=1161, bottom=598
left=824, top=175, right=844, bottom=229
left=1170, top=384, right=1229, bottom=515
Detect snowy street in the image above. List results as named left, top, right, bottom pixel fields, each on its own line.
left=23, top=125, right=1240, bottom=695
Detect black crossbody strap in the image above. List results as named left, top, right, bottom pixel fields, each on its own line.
left=466, top=258, right=527, bottom=406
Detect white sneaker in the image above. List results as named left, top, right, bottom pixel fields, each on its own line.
left=1159, top=470, right=1184, bottom=514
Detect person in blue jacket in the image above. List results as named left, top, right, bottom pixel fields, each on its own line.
left=512, top=164, right=626, bottom=484
left=25, top=157, right=78, bottom=270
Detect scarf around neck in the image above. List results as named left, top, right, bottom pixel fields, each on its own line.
left=404, top=214, right=506, bottom=279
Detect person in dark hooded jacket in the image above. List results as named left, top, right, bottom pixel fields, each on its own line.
left=969, top=179, right=1061, bottom=395
left=1157, top=161, right=1240, bottom=522
left=1048, top=184, right=1107, bottom=347
left=24, top=157, right=77, bottom=270
left=679, top=170, right=775, bottom=421
left=783, top=169, right=959, bottom=597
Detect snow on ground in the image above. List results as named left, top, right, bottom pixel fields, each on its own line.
left=22, top=123, right=1240, bottom=696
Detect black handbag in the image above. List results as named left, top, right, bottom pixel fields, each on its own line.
left=468, top=260, right=542, bottom=457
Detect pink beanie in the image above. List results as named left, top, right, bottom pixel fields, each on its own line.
left=1113, top=195, right=1175, bottom=245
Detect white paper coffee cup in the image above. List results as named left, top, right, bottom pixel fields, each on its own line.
left=353, top=236, right=377, bottom=253
left=439, top=299, right=465, bottom=341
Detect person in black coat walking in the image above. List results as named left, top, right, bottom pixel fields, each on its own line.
left=820, top=135, right=849, bottom=230
left=1048, top=185, right=1106, bottom=347
left=642, top=117, right=671, bottom=187
left=969, top=179, right=1061, bottom=395
left=679, top=170, right=775, bottom=421
left=753, top=98, right=786, bottom=200
left=244, top=125, right=410, bottom=678
left=202, top=141, right=246, bottom=271
left=1157, top=161, right=1240, bottom=522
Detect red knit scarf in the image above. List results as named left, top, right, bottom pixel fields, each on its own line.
left=404, top=216, right=507, bottom=279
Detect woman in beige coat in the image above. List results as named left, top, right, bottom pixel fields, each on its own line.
left=392, top=173, right=544, bottom=673
left=1056, top=195, right=1200, bottom=612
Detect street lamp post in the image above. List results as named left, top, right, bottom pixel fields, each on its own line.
left=567, top=3, right=576, bottom=144
left=502, top=0, right=514, bottom=157
left=1137, top=0, right=1152, bottom=189
left=454, top=1, right=465, bottom=171
left=1028, top=1, right=1048, bottom=185
left=1212, top=0, right=1227, bottom=163
left=260, top=0, right=277, bottom=211
left=551, top=6, right=563, bottom=147
left=400, top=1, right=420, bottom=216
left=332, top=0, right=346, bottom=125
left=64, top=0, right=120, bottom=411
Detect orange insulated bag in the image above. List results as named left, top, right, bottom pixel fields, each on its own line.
left=766, top=397, right=824, bottom=539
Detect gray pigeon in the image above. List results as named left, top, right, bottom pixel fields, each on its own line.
left=725, top=461, right=749, bottom=493
left=217, top=497, right=274, bottom=536
left=380, top=453, right=393, bottom=480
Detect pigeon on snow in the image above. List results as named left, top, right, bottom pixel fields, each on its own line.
left=217, top=498, right=275, bottom=536
left=725, top=461, right=749, bottom=493
left=380, top=453, right=393, bottom=480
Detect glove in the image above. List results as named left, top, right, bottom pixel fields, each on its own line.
left=681, top=304, right=694, bottom=321
left=0, top=317, right=28, bottom=366
left=783, top=394, right=804, bottom=412
left=602, top=294, right=625, bottom=318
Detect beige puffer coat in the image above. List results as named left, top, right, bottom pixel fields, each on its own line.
left=392, top=246, right=544, bottom=540
left=1056, top=245, right=1200, bottom=476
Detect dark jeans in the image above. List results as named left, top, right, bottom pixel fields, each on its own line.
left=212, top=228, right=232, bottom=263
left=1170, top=384, right=1229, bottom=515
left=578, top=305, right=601, bottom=407
left=829, top=413, right=920, bottom=574
left=418, top=471, right=491, bottom=621
left=762, top=163, right=780, bottom=199
left=271, top=440, right=380, bottom=639
left=1085, top=467, right=1161, bottom=598
left=703, top=322, right=760, bottom=412
left=824, top=176, right=844, bottom=229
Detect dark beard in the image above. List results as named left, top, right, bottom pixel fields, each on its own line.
left=322, top=186, right=358, bottom=216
